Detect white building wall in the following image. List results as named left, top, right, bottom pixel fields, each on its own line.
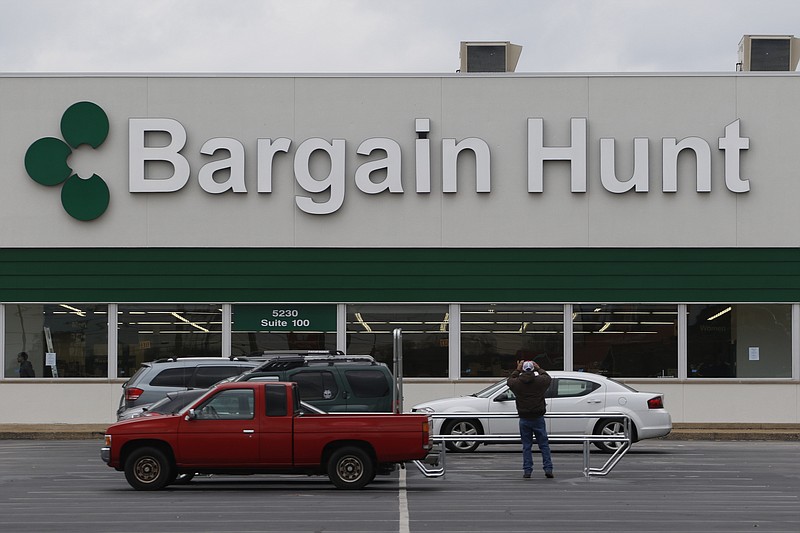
left=0, top=74, right=799, bottom=249
left=0, top=379, right=798, bottom=425
left=2, top=73, right=800, bottom=426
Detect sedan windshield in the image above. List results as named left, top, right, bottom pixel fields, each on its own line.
left=150, top=389, right=207, bottom=415
left=471, top=379, right=508, bottom=398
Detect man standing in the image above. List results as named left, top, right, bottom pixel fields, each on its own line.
left=17, top=352, right=35, bottom=378
left=507, top=360, right=553, bottom=479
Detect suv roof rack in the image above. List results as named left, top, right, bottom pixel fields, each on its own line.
left=252, top=353, right=377, bottom=371
left=150, top=356, right=247, bottom=364
left=232, top=350, right=345, bottom=362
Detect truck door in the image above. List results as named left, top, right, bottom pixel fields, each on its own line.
left=259, top=383, right=293, bottom=466
left=178, top=388, right=259, bottom=466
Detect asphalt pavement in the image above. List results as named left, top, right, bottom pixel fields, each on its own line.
left=0, top=439, right=797, bottom=532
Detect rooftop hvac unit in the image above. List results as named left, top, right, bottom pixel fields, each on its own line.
left=459, top=41, right=523, bottom=73
left=738, top=35, right=800, bottom=71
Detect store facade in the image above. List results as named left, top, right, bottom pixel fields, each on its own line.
left=1, top=73, right=799, bottom=424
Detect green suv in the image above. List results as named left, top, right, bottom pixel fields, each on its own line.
left=235, top=351, right=395, bottom=413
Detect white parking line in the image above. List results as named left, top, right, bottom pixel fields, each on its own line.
left=399, top=467, right=409, bottom=533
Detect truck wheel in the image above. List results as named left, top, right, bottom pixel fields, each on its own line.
left=124, top=446, right=174, bottom=491
left=327, top=446, right=374, bottom=489
left=442, top=419, right=482, bottom=453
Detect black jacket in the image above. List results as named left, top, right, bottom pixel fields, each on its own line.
left=507, top=369, right=551, bottom=419
left=19, top=360, right=35, bottom=378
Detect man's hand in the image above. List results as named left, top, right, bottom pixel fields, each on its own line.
left=516, top=360, right=524, bottom=371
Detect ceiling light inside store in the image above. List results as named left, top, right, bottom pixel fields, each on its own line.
left=355, top=312, right=372, bottom=332
left=59, top=304, right=86, bottom=316
left=170, top=312, right=211, bottom=333
left=707, top=307, right=732, bottom=321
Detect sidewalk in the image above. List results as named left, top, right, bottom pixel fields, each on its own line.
left=0, top=422, right=799, bottom=440
left=664, top=422, right=800, bottom=441
left=0, top=424, right=108, bottom=440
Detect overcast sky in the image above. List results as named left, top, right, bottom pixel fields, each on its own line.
left=2, top=0, right=799, bottom=74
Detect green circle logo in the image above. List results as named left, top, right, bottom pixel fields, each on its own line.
left=24, top=101, right=110, bottom=221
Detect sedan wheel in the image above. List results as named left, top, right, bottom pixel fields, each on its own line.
left=443, top=419, right=482, bottom=453
left=594, top=419, right=632, bottom=453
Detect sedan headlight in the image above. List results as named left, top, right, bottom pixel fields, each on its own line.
left=413, top=406, right=436, bottom=414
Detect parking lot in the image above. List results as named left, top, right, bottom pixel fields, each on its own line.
left=0, top=439, right=798, bottom=532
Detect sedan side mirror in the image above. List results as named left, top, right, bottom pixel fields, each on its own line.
left=494, top=392, right=512, bottom=402
left=185, top=408, right=197, bottom=421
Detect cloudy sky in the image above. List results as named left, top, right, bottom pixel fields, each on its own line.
left=1, top=0, right=799, bottom=73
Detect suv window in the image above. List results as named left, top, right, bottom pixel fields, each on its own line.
left=292, top=370, right=339, bottom=401
left=344, top=369, right=390, bottom=398
left=192, top=365, right=248, bottom=388
left=149, top=367, right=191, bottom=387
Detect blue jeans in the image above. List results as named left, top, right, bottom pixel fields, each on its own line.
left=519, top=416, right=553, bottom=473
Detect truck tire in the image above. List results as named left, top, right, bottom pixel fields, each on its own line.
left=327, top=446, right=375, bottom=489
left=124, top=446, right=174, bottom=491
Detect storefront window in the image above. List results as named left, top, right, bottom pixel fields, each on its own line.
left=460, top=304, right=563, bottom=377
left=4, top=304, right=108, bottom=378
left=573, top=304, right=678, bottom=378
left=231, top=304, right=337, bottom=356
left=688, top=304, right=791, bottom=378
left=117, top=304, right=222, bottom=378
left=346, top=304, right=448, bottom=377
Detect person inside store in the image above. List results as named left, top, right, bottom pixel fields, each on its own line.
left=507, top=359, right=553, bottom=479
left=17, top=351, right=35, bottom=378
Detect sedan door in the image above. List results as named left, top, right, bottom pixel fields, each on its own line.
left=487, top=386, right=520, bottom=436
left=546, top=377, right=605, bottom=437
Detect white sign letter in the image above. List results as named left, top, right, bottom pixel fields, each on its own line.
left=294, top=138, right=346, bottom=215
left=662, top=137, right=711, bottom=193
left=355, top=138, right=403, bottom=194
left=415, top=118, right=431, bottom=193
left=198, top=138, right=246, bottom=194
left=528, top=118, right=587, bottom=193
left=442, top=138, right=491, bottom=193
left=718, top=119, right=750, bottom=193
left=129, top=118, right=190, bottom=192
left=600, top=137, right=649, bottom=193
left=257, top=138, right=291, bottom=193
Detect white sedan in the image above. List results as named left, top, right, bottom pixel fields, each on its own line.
left=411, top=371, right=672, bottom=453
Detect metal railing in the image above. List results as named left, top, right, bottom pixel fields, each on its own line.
left=410, top=411, right=632, bottom=478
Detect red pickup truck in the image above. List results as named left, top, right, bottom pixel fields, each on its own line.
left=101, top=381, right=438, bottom=490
